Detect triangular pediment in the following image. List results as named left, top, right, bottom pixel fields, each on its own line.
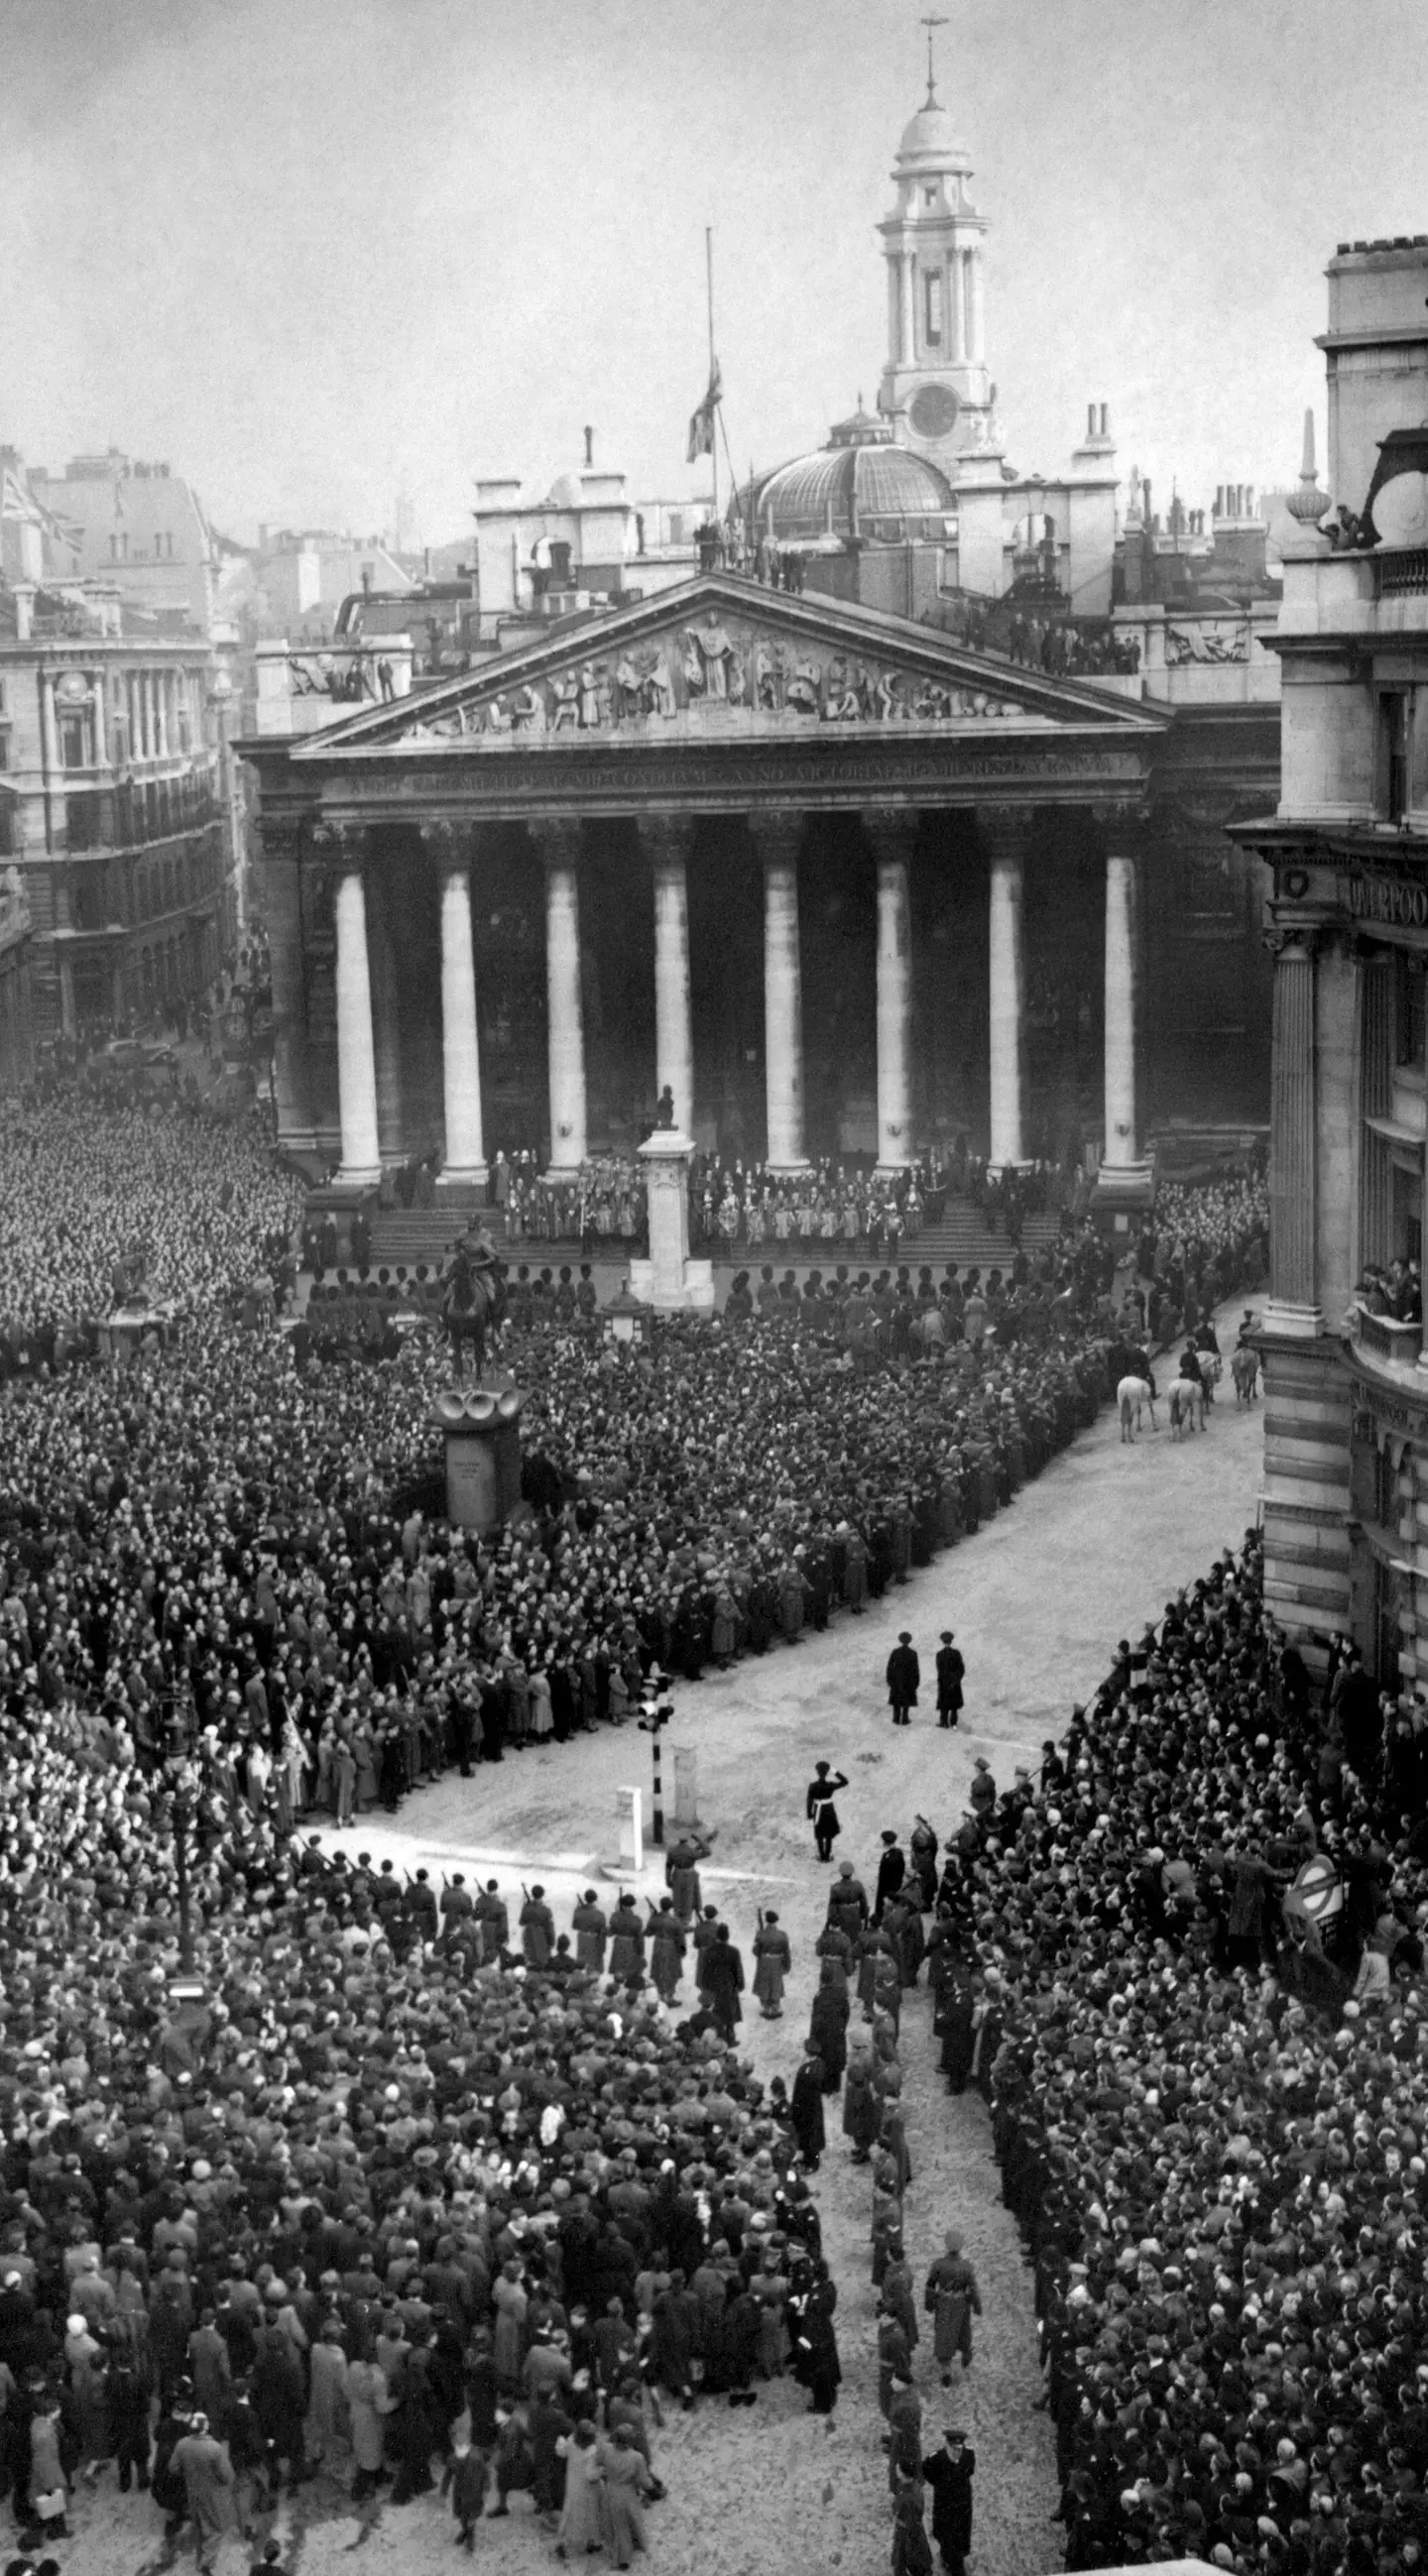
left=289, top=573, right=1162, bottom=762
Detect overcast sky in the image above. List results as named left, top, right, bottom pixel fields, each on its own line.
left=2, top=0, right=1424, bottom=546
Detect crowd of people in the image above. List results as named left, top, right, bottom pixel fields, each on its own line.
left=0, top=1073, right=1285, bottom=2569
left=1133, top=1177, right=1269, bottom=1348
left=0, top=1757, right=846, bottom=2562
left=1003, top=617, right=1142, bottom=679
left=0, top=1097, right=301, bottom=1359
left=504, top=1159, right=648, bottom=1253
left=0, top=1099, right=1271, bottom=1860
left=916, top=1532, right=1428, bottom=2573
left=484, top=1148, right=1066, bottom=1263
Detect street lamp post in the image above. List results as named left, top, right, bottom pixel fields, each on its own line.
left=638, top=1671, right=674, bottom=1847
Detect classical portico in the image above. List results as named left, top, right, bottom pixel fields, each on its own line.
left=242, top=573, right=1163, bottom=1197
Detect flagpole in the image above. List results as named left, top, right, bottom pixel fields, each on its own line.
left=706, top=225, right=718, bottom=531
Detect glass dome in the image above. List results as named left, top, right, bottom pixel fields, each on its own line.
left=743, top=434, right=956, bottom=545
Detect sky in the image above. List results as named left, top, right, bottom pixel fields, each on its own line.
left=2, top=0, right=1426, bottom=549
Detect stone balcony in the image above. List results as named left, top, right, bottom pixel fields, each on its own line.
left=1347, top=1297, right=1424, bottom=1381
left=1278, top=544, right=1428, bottom=640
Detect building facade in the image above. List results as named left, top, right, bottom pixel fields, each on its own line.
left=0, top=587, right=235, bottom=1038
left=242, top=570, right=1183, bottom=1206
left=1239, top=239, right=1428, bottom=1692
left=27, top=450, right=218, bottom=638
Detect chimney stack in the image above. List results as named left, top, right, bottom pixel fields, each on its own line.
left=583, top=425, right=594, bottom=468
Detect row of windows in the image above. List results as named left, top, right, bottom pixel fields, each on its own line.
left=65, top=776, right=216, bottom=852
left=68, top=840, right=219, bottom=932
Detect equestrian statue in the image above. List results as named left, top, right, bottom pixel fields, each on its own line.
left=439, top=1231, right=507, bottom=1380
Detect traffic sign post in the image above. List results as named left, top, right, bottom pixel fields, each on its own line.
left=638, top=1672, right=675, bottom=1846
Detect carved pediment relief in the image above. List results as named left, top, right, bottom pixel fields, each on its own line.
left=293, top=577, right=1160, bottom=766
left=391, top=611, right=1034, bottom=751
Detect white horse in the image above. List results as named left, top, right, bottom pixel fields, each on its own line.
left=1199, top=1350, right=1223, bottom=1407
left=1118, top=1374, right=1156, bottom=1442
left=1169, top=1374, right=1207, bottom=1437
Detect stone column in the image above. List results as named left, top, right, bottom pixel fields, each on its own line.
left=969, top=253, right=986, bottom=362
left=157, top=672, right=171, bottom=760
left=755, top=815, right=809, bottom=1171
left=426, top=824, right=487, bottom=1188
left=1265, top=935, right=1321, bottom=1333
left=985, top=810, right=1029, bottom=1172
left=643, top=816, right=694, bottom=1136
left=330, top=843, right=382, bottom=1184
left=865, top=810, right=914, bottom=1171
left=90, top=673, right=107, bottom=770
left=1360, top=954, right=1394, bottom=1277
left=950, top=250, right=966, bottom=361
left=537, top=818, right=586, bottom=1170
left=898, top=252, right=914, bottom=363
left=1102, top=852, right=1139, bottom=1167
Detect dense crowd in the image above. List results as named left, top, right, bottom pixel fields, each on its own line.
left=0, top=1088, right=1278, bottom=2568
left=921, top=1532, right=1428, bottom=2572
left=0, top=1104, right=1270, bottom=1855
left=506, top=1158, right=648, bottom=1251
left=487, top=1149, right=1062, bottom=1261
left=0, top=1730, right=842, bottom=2561
left=1004, top=617, right=1141, bottom=678
left=0, top=1099, right=300, bottom=1353
left=683, top=1158, right=1057, bottom=1261
left=1128, top=1177, right=1268, bottom=1351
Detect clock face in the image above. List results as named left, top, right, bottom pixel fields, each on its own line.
left=909, top=383, right=960, bottom=440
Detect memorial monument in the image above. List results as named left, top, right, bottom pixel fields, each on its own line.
left=629, top=1097, right=716, bottom=1314
left=431, top=1376, right=529, bottom=1533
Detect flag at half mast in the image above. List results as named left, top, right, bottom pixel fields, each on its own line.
left=686, top=357, right=723, bottom=463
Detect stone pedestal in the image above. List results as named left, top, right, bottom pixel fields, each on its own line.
left=431, top=1380, right=528, bottom=1533
left=630, top=1128, right=715, bottom=1313
left=598, top=1785, right=645, bottom=1883
left=671, top=1747, right=705, bottom=1833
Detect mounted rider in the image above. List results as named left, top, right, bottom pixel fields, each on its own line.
left=440, top=1229, right=508, bottom=1379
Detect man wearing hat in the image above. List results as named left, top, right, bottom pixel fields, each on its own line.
left=921, top=2427, right=976, bottom=2576
left=875, top=1831, right=906, bottom=1926
left=935, top=1633, right=965, bottom=1730
left=886, top=1632, right=920, bottom=1727
left=825, top=1858, right=869, bottom=1939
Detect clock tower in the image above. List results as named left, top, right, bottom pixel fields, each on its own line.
left=876, top=54, right=1001, bottom=478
